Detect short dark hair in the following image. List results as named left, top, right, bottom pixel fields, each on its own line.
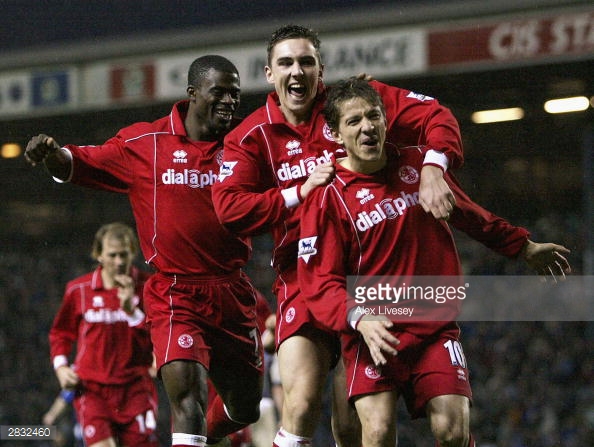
left=267, top=25, right=321, bottom=65
left=187, top=55, right=239, bottom=86
left=323, top=77, right=385, bottom=132
left=91, top=222, right=138, bottom=260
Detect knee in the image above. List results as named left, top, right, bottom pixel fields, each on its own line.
left=361, top=419, right=392, bottom=447
left=331, top=410, right=361, bottom=447
left=428, top=395, right=470, bottom=447
left=431, top=416, right=468, bottom=447
left=170, top=393, right=204, bottom=422
left=332, top=423, right=361, bottom=447
left=283, top=392, right=320, bottom=423
left=228, top=402, right=260, bottom=425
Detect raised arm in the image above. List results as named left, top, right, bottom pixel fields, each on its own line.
left=373, top=81, right=464, bottom=220
left=446, top=172, right=571, bottom=278
left=24, top=134, right=72, bottom=180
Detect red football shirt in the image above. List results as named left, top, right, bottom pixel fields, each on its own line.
left=298, top=146, right=529, bottom=337
left=61, top=101, right=251, bottom=276
left=213, top=81, right=464, bottom=273
left=49, top=266, right=153, bottom=384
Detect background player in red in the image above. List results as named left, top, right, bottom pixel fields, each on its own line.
left=297, top=78, right=571, bottom=447
left=25, top=56, right=263, bottom=447
left=49, top=222, right=158, bottom=447
left=212, top=24, right=464, bottom=447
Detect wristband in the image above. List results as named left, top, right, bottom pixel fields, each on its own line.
left=296, top=184, right=304, bottom=203
left=53, top=355, right=68, bottom=371
left=423, top=149, right=448, bottom=172
left=126, top=307, right=145, bottom=327
left=280, top=186, right=301, bottom=208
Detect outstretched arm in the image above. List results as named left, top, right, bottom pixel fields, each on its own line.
left=520, top=240, right=571, bottom=280
left=24, top=134, right=72, bottom=180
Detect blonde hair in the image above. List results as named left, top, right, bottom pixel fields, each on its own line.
left=91, top=222, right=138, bottom=260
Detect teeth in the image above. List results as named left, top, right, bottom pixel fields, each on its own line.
left=289, top=84, right=306, bottom=94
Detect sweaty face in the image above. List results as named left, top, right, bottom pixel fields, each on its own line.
left=265, top=38, right=323, bottom=125
left=98, top=236, right=134, bottom=280
left=333, top=97, right=387, bottom=174
left=193, top=68, right=240, bottom=138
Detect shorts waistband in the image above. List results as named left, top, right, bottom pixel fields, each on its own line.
left=156, top=269, right=241, bottom=284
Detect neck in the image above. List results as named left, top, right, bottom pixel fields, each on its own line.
left=339, top=156, right=386, bottom=175
left=100, top=269, right=117, bottom=290
left=280, top=105, right=311, bottom=127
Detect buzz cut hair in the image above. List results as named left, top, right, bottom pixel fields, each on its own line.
left=267, top=24, right=321, bottom=65
left=323, top=77, right=385, bottom=132
left=91, top=222, right=139, bottom=260
left=187, top=55, right=239, bottom=87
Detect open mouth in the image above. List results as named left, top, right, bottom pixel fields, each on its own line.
left=361, top=137, right=379, bottom=148
left=215, top=110, right=233, bottom=121
left=288, top=83, right=307, bottom=98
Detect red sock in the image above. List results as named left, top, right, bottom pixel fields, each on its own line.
left=206, top=394, right=248, bottom=440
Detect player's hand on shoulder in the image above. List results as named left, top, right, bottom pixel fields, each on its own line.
left=24, top=134, right=60, bottom=166
left=419, top=165, right=455, bottom=220
left=355, top=73, right=374, bottom=82
left=521, top=239, right=571, bottom=281
left=300, top=162, right=335, bottom=200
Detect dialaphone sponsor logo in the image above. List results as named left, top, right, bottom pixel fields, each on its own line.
left=84, top=307, right=131, bottom=324
left=276, top=149, right=334, bottom=181
left=162, top=168, right=218, bottom=188
left=356, top=191, right=420, bottom=231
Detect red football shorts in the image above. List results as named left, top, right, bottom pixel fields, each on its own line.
left=144, top=271, right=263, bottom=375
left=274, top=265, right=338, bottom=351
left=342, top=327, right=472, bottom=418
left=74, top=375, right=158, bottom=446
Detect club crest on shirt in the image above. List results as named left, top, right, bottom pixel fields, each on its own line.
left=216, top=149, right=224, bottom=166
left=298, top=236, right=318, bottom=264
left=218, top=161, right=238, bottom=182
left=323, top=123, right=335, bottom=142
left=92, top=296, right=104, bottom=307
left=398, top=165, right=419, bottom=184
left=173, top=149, right=188, bottom=164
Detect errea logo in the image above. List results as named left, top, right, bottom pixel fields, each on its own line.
left=173, top=149, right=188, bottom=164
left=286, top=140, right=303, bottom=156
left=356, top=188, right=374, bottom=204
